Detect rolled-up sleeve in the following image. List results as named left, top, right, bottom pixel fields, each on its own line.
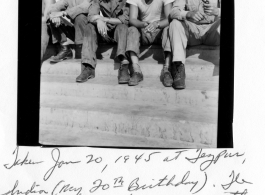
left=87, top=0, right=101, bottom=23
left=169, top=0, right=188, bottom=20
left=117, top=5, right=129, bottom=25
left=66, top=0, right=94, bottom=19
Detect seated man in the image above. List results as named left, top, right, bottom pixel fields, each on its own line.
left=45, top=0, right=95, bottom=63
left=125, top=0, right=174, bottom=86
left=41, top=0, right=56, bottom=62
left=168, top=0, right=221, bottom=89
left=76, top=0, right=129, bottom=83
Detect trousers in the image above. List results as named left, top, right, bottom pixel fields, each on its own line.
left=126, top=26, right=171, bottom=57
left=41, top=14, right=90, bottom=63
left=169, top=19, right=220, bottom=64
left=82, top=23, right=128, bottom=68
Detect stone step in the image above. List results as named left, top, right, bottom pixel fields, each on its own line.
left=39, top=124, right=213, bottom=148
left=41, top=59, right=219, bottom=82
left=41, top=75, right=218, bottom=107
left=40, top=95, right=217, bottom=147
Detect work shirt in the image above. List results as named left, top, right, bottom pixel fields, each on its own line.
left=47, top=0, right=95, bottom=20
left=87, top=0, right=129, bottom=30
left=170, top=0, right=221, bottom=24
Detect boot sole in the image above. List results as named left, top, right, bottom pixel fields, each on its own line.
left=118, top=80, right=130, bottom=84
left=172, top=84, right=186, bottom=89
left=128, top=78, right=143, bottom=86
left=50, top=56, right=73, bottom=64
left=76, top=75, right=95, bottom=83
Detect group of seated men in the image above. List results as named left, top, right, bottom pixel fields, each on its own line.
left=42, top=0, right=220, bottom=89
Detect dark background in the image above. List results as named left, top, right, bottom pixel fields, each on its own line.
left=17, top=0, right=234, bottom=148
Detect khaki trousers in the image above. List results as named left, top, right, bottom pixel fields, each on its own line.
left=169, top=19, right=220, bottom=64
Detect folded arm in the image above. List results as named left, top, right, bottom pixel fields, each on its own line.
left=129, top=4, right=148, bottom=28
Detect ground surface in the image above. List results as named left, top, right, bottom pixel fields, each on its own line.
left=39, top=45, right=219, bottom=148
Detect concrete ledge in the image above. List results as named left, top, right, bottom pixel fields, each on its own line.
left=40, top=94, right=217, bottom=123
left=44, top=44, right=219, bottom=65
left=41, top=59, right=219, bottom=81
left=40, top=124, right=213, bottom=148
left=41, top=75, right=218, bottom=107
left=40, top=102, right=217, bottom=147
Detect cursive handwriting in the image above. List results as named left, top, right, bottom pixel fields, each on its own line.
left=185, top=149, right=245, bottom=171
left=163, top=150, right=188, bottom=162
left=43, top=148, right=81, bottom=181
left=4, top=147, right=43, bottom=169
left=128, top=171, right=207, bottom=194
left=52, top=180, right=82, bottom=195
left=225, top=189, right=248, bottom=195
left=1, top=180, right=48, bottom=195
left=222, top=170, right=253, bottom=190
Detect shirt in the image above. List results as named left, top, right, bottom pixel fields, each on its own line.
left=127, top=0, right=174, bottom=23
left=87, top=0, right=129, bottom=28
left=170, top=0, right=221, bottom=24
left=47, top=0, right=95, bottom=20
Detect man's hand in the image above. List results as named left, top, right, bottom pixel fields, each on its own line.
left=203, top=3, right=219, bottom=16
left=186, top=10, right=207, bottom=22
left=144, top=21, right=159, bottom=33
left=96, top=19, right=109, bottom=37
left=50, top=11, right=66, bottom=19
left=51, top=17, right=61, bottom=27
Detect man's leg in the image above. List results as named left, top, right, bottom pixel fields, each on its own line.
left=41, top=21, right=51, bottom=63
left=48, top=22, right=74, bottom=63
left=113, top=24, right=130, bottom=84
left=202, top=19, right=220, bottom=46
left=126, top=26, right=143, bottom=86
left=74, top=14, right=89, bottom=59
left=76, top=23, right=97, bottom=83
left=161, top=26, right=173, bottom=87
left=169, top=19, right=202, bottom=89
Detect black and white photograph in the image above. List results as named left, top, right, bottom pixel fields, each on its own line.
left=39, top=0, right=222, bottom=148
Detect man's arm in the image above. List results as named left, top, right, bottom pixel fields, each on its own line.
left=202, top=0, right=221, bottom=17
left=46, top=0, right=69, bottom=20
left=156, top=2, right=172, bottom=28
left=65, top=0, right=94, bottom=20
left=145, top=2, right=172, bottom=33
left=170, top=0, right=206, bottom=23
left=169, top=0, right=187, bottom=20
left=129, top=4, right=148, bottom=28
left=43, top=0, right=56, bottom=21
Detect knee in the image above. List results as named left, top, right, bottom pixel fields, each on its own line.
left=116, top=24, right=128, bottom=31
left=170, top=19, right=183, bottom=29
left=74, top=14, right=87, bottom=25
left=85, top=23, right=96, bottom=35
left=127, top=26, right=138, bottom=36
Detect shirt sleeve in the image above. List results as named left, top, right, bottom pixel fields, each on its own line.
left=66, top=0, right=94, bottom=19
left=126, top=0, right=138, bottom=6
left=163, top=0, right=175, bottom=6
left=117, top=3, right=129, bottom=25
left=169, top=0, right=188, bottom=20
left=87, top=0, right=101, bottom=23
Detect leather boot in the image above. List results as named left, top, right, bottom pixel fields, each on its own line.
left=171, top=62, right=186, bottom=89
left=50, top=44, right=72, bottom=63
left=128, top=72, right=143, bottom=86
left=76, top=64, right=95, bottom=83
left=118, top=64, right=130, bottom=84
left=161, top=67, right=173, bottom=87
